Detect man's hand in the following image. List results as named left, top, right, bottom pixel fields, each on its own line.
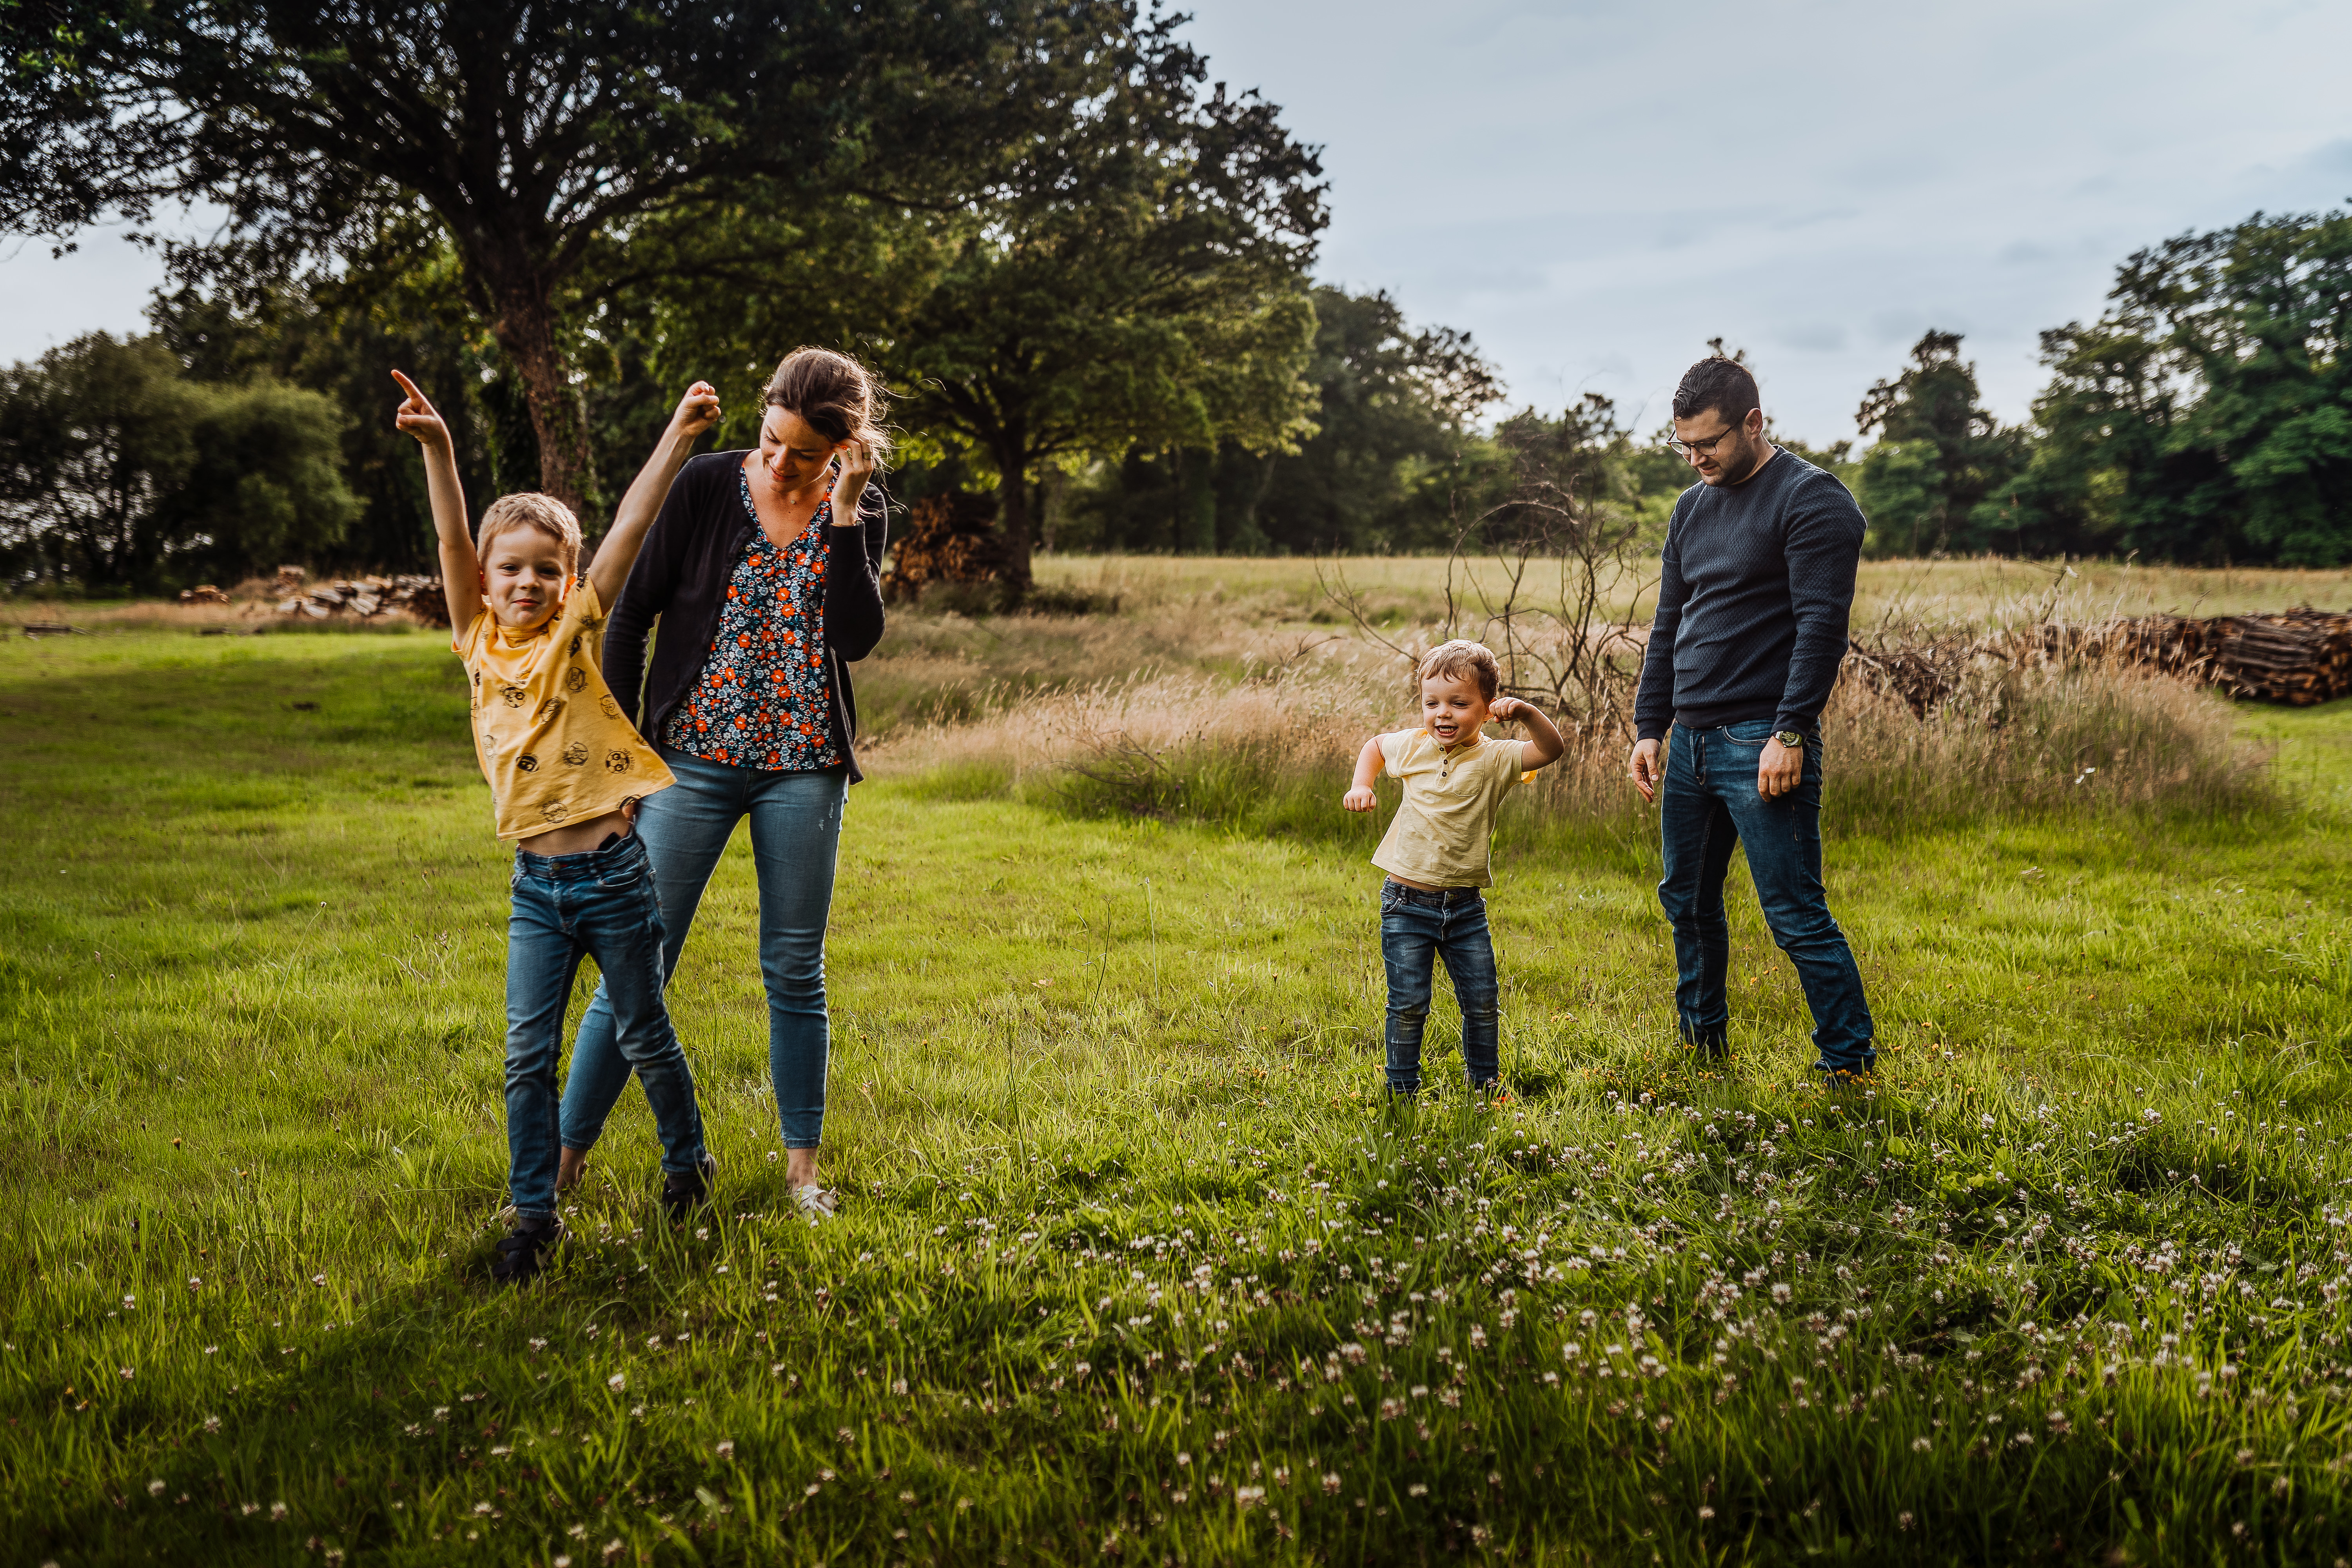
left=832, top=436, right=877, bottom=522
left=1757, top=737, right=1804, bottom=799
left=1628, top=738, right=1662, bottom=803
left=1343, top=784, right=1377, bottom=812
left=670, top=380, right=721, bottom=439
left=391, top=370, right=450, bottom=450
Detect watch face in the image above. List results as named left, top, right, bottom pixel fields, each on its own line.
left=1776, top=730, right=1804, bottom=747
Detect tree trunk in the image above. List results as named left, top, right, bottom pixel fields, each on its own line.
left=992, top=433, right=1034, bottom=593
left=481, top=271, right=596, bottom=523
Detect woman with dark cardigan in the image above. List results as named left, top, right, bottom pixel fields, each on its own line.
left=554, top=347, right=890, bottom=1219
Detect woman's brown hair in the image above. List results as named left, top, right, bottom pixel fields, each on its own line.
left=764, top=347, right=892, bottom=468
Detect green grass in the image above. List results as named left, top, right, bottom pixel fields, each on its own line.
left=11, top=626, right=2352, bottom=1563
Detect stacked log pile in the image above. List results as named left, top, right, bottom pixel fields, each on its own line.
left=2208, top=608, right=2352, bottom=704
left=882, top=491, right=1007, bottom=600
left=272, top=574, right=450, bottom=627
left=1849, top=607, right=2352, bottom=712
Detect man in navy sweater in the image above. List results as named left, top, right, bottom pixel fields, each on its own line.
left=1627, top=356, right=1875, bottom=1082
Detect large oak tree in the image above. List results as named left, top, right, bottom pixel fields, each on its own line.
left=0, top=0, right=1138, bottom=519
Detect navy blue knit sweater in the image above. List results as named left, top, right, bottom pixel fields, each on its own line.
left=1632, top=450, right=1864, bottom=742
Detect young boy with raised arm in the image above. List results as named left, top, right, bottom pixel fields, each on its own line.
left=1343, top=640, right=1565, bottom=1096
left=393, top=369, right=720, bottom=1283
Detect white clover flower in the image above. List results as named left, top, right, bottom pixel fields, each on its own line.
left=606, top=1374, right=626, bottom=1393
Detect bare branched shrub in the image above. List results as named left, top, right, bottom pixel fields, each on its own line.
left=1317, top=442, right=1655, bottom=746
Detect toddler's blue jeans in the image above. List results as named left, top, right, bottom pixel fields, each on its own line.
left=504, top=831, right=706, bottom=1220
left=1379, top=879, right=1501, bottom=1093
left=561, top=751, right=846, bottom=1153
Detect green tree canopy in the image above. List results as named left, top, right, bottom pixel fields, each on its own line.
left=1850, top=330, right=2022, bottom=557
left=0, top=0, right=1132, bottom=519
left=0, top=333, right=354, bottom=587
left=1249, top=286, right=1500, bottom=553
left=2001, top=208, right=2352, bottom=564
left=879, top=17, right=1327, bottom=587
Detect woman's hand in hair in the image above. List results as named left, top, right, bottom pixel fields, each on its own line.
left=831, top=437, right=876, bottom=525
left=670, top=381, right=722, bottom=439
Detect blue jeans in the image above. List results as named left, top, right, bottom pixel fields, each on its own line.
left=1379, top=880, right=1501, bottom=1092
left=504, top=832, right=707, bottom=1219
left=1657, top=720, right=1875, bottom=1074
left=560, top=749, right=847, bottom=1152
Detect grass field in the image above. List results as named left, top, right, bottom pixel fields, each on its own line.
left=9, top=562, right=2352, bottom=1564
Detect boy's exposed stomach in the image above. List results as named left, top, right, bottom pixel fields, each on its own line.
left=515, top=806, right=637, bottom=857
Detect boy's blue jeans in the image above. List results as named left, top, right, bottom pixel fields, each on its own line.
left=504, top=832, right=706, bottom=1220
left=1657, top=719, right=1876, bottom=1074
left=1380, top=879, right=1501, bottom=1092
left=561, top=751, right=846, bottom=1154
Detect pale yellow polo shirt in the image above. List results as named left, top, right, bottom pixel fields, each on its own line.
left=1371, top=729, right=1529, bottom=889
left=455, top=579, right=674, bottom=841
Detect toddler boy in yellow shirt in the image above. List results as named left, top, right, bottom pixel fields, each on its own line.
left=393, top=369, right=721, bottom=1283
left=1343, top=640, right=1564, bottom=1094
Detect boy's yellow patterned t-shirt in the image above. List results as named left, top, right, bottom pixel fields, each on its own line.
left=455, top=579, right=674, bottom=841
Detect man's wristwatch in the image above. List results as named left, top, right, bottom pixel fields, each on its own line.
left=1774, top=729, right=1805, bottom=750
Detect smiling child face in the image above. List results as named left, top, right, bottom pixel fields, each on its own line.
left=479, top=525, right=570, bottom=631
left=1419, top=670, right=1492, bottom=750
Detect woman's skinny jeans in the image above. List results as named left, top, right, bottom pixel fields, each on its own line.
left=559, top=748, right=847, bottom=1152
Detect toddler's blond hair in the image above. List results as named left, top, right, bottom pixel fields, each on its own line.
left=477, top=492, right=584, bottom=575
left=1417, top=639, right=1501, bottom=701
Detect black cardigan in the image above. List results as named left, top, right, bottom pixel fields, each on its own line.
left=603, top=451, right=889, bottom=784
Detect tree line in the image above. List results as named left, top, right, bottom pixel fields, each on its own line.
left=1, top=3, right=2346, bottom=588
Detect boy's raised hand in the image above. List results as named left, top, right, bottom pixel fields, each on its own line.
left=671, top=380, right=722, bottom=439
left=1343, top=784, right=1378, bottom=812
left=394, top=370, right=481, bottom=636
left=392, top=370, right=450, bottom=449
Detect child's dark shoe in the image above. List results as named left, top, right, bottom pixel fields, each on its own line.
left=490, top=1215, right=566, bottom=1285
left=662, top=1153, right=718, bottom=1219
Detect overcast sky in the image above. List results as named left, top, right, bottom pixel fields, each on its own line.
left=5, top=0, right=2348, bottom=443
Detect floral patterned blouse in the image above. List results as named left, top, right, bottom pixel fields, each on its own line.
left=661, top=469, right=842, bottom=771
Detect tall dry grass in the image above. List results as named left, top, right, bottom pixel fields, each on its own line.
left=864, top=635, right=2274, bottom=839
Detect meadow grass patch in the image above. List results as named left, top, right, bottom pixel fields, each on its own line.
left=7, top=618, right=2352, bottom=1562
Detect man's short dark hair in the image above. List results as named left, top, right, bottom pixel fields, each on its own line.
left=1672, top=357, right=1760, bottom=429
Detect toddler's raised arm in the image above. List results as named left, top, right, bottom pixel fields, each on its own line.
left=1491, top=697, right=1566, bottom=770
left=1343, top=735, right=1385, bottom=811
left=391, top=370, right=482, bottom=637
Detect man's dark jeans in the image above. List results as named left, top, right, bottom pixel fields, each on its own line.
left=1658, top=720, right=1875, bottom=1074
left=1379, top=880, right=1500, bottom=1093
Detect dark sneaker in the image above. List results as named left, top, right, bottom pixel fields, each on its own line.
left=490, top=1216, right=565, bottom=1285
left=661, top=1153, right=718, bottom=1219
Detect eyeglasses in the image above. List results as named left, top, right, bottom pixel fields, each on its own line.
left=1667, top=425, right=1744, bottom=459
